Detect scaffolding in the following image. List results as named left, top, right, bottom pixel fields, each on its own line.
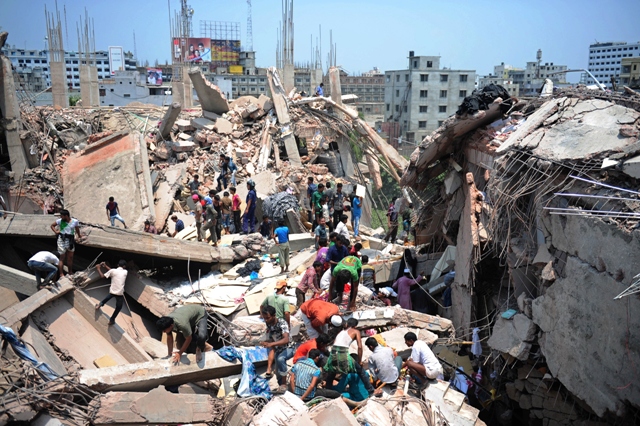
left=199, top=21, right=240, bottom=43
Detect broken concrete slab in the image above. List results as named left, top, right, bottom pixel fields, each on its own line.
left=175, top=119, right=194, bottom=132
left=0, top=278, right=74, bottom=328
left=487, top=315, right=534, bottom=360
left=251, top=391, right=307, bottom=426
left=153, top=163, right=186, bottom=232
left=79, top=348, right=267, bottom=392
left=0, top=286, right=20, bottom=313
left=188, top=70, right=230, bottom=115
left=92, top=387, right=218, bottom=425
left=157, top=102, right=181, bottom=141
left=21, top=317, right=67, bottom=376
left=214, top=117, right=233, bottom=135
left=140, top=336, right=167, bottom=359
left=309, top=398, right=359, bottom=426
left=257, top=94, right=273, bottom=111
left=0, top=263, right=38, bottom=296
left=172, top=140, right=196, bottom=152
left=123, top=271, right=173, bottom=318
left=190, top=117, right=216, bottom=131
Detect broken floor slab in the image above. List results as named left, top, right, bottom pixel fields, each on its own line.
left=188, top=69, right=230, bottom=115
left=487, top=314, right=535, bottom=361
left=0, top=278, right=74, bottom=328
left=250, top=391, right=308, bottom=426
left=92, top=387, right=221, bottom=425
left=0, top=263, right=38, bottom=296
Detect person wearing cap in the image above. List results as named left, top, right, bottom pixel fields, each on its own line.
left=392, top=268, right=424, bottom=310
left=193, top=194, right=204, bottom=242
left=260, top=280, right=291, bottom=327
left=296, top=298, right=340, bottom=339
left=143, top=219, right=157, bottom=234
left=242, top=180, right=257, bottom=234
left=330, top=255, right=362, bottom=310
left=94, top=260, right=128, bottom=326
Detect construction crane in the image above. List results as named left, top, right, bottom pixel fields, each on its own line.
left=246, top=0, right=253, bottom=51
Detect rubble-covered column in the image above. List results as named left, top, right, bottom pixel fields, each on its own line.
left=0, top=52, right=28, bottom=177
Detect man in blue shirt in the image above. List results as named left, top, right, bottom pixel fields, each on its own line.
left=306, top=177, right=317, bottom=223
left=106, top=197, right=127, bottom=228
left=326, top=235, right=348, bottom=271
left=351, top=195, right=362, bottom=238
left=217, top=155, right=238, bottom=191
left=273, top=220, right=290, bottom=273
left=242, top=180, right=257, bottom=234
left=290, top=349, right=341, bottom=400
left=315, top=83, right=324, bottom=97
left=170, top=215, right=185, bottom=237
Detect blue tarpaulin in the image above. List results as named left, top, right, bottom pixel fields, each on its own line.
left=0, top=324, right=58, bottom=381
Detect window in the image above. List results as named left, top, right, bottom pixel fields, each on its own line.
left=418, top=121, right=427, bottom=128
left=405, top=74, right=409, bottom=82
left=459, top=74, right=468, bottom=82
left=427, top=61, right=432, bottom=68
left=459, top=90, right=467, bottom=98
left=386, top=104, right=390, bottom=111
left=420, top=90, right=428, bottom=98
left=438, top=120, right=444, bottom=127
left=419, top=105, right=428, bottom=113
left=440, top=90, right=447, bottom=98
left=420, top=74, right=428, bottom=82
left=110, top=88, right=114, bottom=92
left=99, top=89, right=106, bottom=96
left=439, top=106, right=447, bottom=113
left=413, top=60, right=418, bottom=68
left=396, top=74, right=400, bottom=82
left=440, top=74, right=448, bottom=82
left=123, top=94, right=131, bottom=98
left=395, top=105, right=399, bottom=112
left=260, top=87, right=265, bottom=92
left=396, top=90, right=400, bottom=97
left=66, top=67, right=71, bottom=71
left=386, top=75, right=390, bottom=83
left=403, top=105, right=407, bottom=112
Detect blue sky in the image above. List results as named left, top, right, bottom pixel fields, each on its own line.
left=2, top=0, right=639, bottom=81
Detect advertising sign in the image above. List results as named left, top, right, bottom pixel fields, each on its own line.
left=211, top=39, right=241, bottom=64
left=146, top=68, right=163, bottom=85
left=108, top=46, right=124, bottom=75
left=172, top=37, right=212, bottom=63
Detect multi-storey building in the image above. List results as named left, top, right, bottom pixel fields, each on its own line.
left=586, top=41, right=640, bottom=89
left=384, top=53, right=476, bottom=143
left=620, top=57, right=640, bottom=89
left=0, top=46, right=138, bottom=91
left=479, top=55, right=567, bottom=97
left=338, top=68, right=385, bottom=115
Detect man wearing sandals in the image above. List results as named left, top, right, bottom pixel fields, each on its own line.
left=261, top=305, right=294, bottom=391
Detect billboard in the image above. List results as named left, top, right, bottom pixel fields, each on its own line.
left=108, top=46, right=124, bottom=75
left=172, top=37, right=212, bottom=63
left=147, top=68, right=163, bottom=85
left=211, top=39, right=241, bottom=63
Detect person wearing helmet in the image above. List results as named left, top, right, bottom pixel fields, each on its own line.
left=242, top=180, right=257, bottom=234
left=193, top=194, right=204, bottom=242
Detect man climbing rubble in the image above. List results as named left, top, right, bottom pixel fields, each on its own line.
left=105, top=196, right=127, bottom=229
left=50, top=209, right=81, bottom=278
left=156, top=305, right=211, bottom=363
left=330, top=254, right=362, bottom=311
left=27, top=251, right=59, bottom=290
left=261, top=304, right=294, bottom=391
left=94, top=260, right=128, bottom=326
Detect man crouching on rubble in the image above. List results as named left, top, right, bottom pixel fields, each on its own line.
left=156, top=305, right=211, bottom=364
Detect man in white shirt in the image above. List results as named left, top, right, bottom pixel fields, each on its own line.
left=319, top=267, right=332, bottom=291
left=50, top=209, right=81, bottom=277
left=95, top=260, right=128, bottom=326
left=403, top=331, right=443, bottom=382
left=335, top=214, right=350, bottom=240
left=27, top=251, right=59, bottom=290
left=365, top=337, right=401, bottom=386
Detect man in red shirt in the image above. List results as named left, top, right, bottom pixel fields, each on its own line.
left=297, top=298, right=341, bottom=339
left=292, top=333, right=330, bottom=364
left=230, top=186, right=241, bottom=234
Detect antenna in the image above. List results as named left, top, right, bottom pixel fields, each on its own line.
left=246, top=0, right=253, bottom=51
left=133, top=30, right=137, bottom=63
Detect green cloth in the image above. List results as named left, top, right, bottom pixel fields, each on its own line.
left=325, top=345, right=356, bottom=374
left=261, top=294, right=290, bottom=320
left=332, top=256, right=362, bottom=282
left=169, top=305, right=205, bottom=338
left=312, top=190, right=324, bottom=211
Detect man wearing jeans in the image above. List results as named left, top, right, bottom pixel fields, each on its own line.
left=27, top=251, right=59, bottom=290
left=94, top=260, right=128, bottom=326
left=261, top=305, right=295, bottom=391
left=105, top=197, right=127, bottom=228
left=156, top=305, right=210, bottom=363
left=351, top=195, right=362, bottom=238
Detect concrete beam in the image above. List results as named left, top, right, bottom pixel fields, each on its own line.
left=79, top=349, right=267, bottom=392
left=68, top=289, right=152, bottom=364
left=0, top=263, right=38, bottom=296
left=124, top=271, right=173, bottom=318
left=92, top=387, right=219, bottom=425
left=328, top=66, right=343, bottom=108
left=0, top=55, right=28, bottom=177
left=266, top=68, right=302, bottom=167
left=188, top=70, right=230, bottom=114
left=157, top=102, right=182, bottom=141
left=153, top=163, right=186, bottom=232
left=0, top=278, right=74, bottom=328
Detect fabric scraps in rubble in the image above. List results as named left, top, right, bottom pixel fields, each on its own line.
left=216, top=346, right=271, bottom=399
left=262, top=191, right=300, bottom=221
left=456, top=84, right=512, bottom=116
left=237, top=259, right=263, bottom=277
left=0, top=324, right=58, bottom=381
left=324, top=345, right=356, bottom=375
left=471, top=327, right=482, bottom=358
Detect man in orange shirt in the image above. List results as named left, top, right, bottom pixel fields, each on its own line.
left=296, top=299, right=341, bottom=339
left=293, top=333, right=330, bottom=364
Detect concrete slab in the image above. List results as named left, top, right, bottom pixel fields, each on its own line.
left=251, top=392, right=308, bottom=426
left=21, top=317, right=67, bottom=376
left=0, top=263, right=37, bottom=296
left=153, top=163, right=186, bottom=232
left=188, top=70, right=230, bottom=114
left=157, top=102, right=181, bottom=140
left=309, top=398, right=359, bottom=426
left=190, top=117, right=216, bottom=131
left=0, top=286, right=20, bottom=313
left=0, top=278, right=75, bottom=328
left=214, top=117, right=233, bottom=134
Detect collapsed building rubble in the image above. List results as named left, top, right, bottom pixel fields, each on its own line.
left=402, top=85, right=640, bottom=424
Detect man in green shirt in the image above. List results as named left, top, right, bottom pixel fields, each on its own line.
left=156, top=305, right=210, bottom=363
left=311, top=183, right=325, bottom=226
left=261, top=280, right=291, bottom=327
left=330, top=255, right=362, bottom=311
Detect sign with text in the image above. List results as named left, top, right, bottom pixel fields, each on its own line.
left=172, top=37, right=212, bottom=63
left=108, top=46, right=124, bottom=75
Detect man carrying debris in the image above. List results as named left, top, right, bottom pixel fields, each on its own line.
left=261, top=305, right=294, bottom=390
left=94, top=260, right=128, bottom=326
left=230, top=186, right=241, bottom=234
left=50, top=209, right=81, bottom=278
left=170, top=215, right=185, bottom=237
left=335, top=214, right=350, bottom=240
left=403, top=331, right=443, bottom=383
left=261, top=280, right=291, bottom=327
left=296, top=261, right=323, bottom=307
left=27, top=251, right=59, bottom=290
left=330, top=255, right=362, bottom=310
left=297, top=298, right=340, bottom=339
left=242, top=180, right=257, bottom=234
left=392, top=268, right=424, bottom=311
left=365, top=337, right=401, bottom=387
left=193, top=194, right=204, bottom=242
left=273, top=219, right=290, bottom=273
left=105, top=196, right=127, bottom=228
left=156, top=305, right=210, bottom=363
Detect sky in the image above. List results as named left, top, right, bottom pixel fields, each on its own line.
left=2, top=0, right=640, bottom=82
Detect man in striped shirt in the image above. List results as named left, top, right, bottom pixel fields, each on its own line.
left=290, top=349, right=340, bottom=400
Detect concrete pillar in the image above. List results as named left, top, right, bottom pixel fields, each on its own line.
left=0, top=55, right=28, bottom=177
left=80, top=65, right=100, bottom=107
left=157, top=102, right=182, bottom=140
left=283, top=63, right=295, bottom=94
left=310, top=68, right=324, bottom=96
left=89, top=65, right=100, bottom=106
left=49, top=56, right=68, bottom=108
left=329, top=66, right=343, bottom=107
